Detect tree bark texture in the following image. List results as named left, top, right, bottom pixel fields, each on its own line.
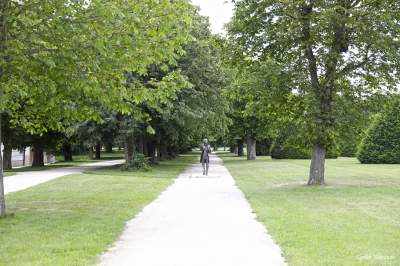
left=308, top=144, right=326, bottom=185
left=124, top=136, right=135, bottom=163
left=143, top=138, right=148, bottom=157
left=0, top=0, right=9, bottom=215
left=63, top=142, right=73, bottom=161
left=0, top=115, right=6, bottom=215
left=95, top=142, right=101, bottom=159
left=148, top=141, right=157, bottom=163
left=32, top=141, right=44, bottom=167
left=137, top=136, right=144, bottom=154
left=237, top=139, right=244, bottom=157
left=246, top=136, right=256, bottom=160
left=2, top=142, right=11, bottom=170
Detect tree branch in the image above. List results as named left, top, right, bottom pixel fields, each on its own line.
left=300, top=3, right=320, bottom=91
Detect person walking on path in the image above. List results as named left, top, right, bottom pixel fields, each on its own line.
left=200, top=138, right=211, bottom=175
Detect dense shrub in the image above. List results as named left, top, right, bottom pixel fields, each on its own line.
left=357, top=99, right=400, bottom=164
left=121, top=153, right=152, bottom=171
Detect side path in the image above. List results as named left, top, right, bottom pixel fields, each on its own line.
left=100, top=154, right=286, bottom=266
left=4, top=160, right=124, bottom=195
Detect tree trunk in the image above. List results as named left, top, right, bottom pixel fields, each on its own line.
left=88, top=147, right=94, bottom=160
left=230, top=144, right=237, bottom=154
left=2, top=142, right=11, bottom=170
left=124, top=136, right=135, bottom=163
left=148, top=141, right=157, bottom=163
left=0, top=115, right=6, bottom=215
left=143, top=138, right=148, bottom=157
left=22, top=147, right=26, bottom=166
left=159, top=143, right=169, bottom=160
left=95, top=142, right=101, bottom=160
left=137, top=136, right=144, bottom=154
left=105, top=142, right=113, bottom=153
left=237, top=139, right=244, bottom=157
left=156, top=143, right=161, bottom=161
left=0, top=3, right=8, bottom=215
left=246, top=136, right=256, bottom=160
left=308, top=144, right=326, bottom=185
left=32, top=141, right=44, bottom=167
left=63, top=142, right=73, bottom=161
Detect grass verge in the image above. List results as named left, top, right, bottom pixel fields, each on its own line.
left=4, top=152, right=124, bottom=175
left=0, top=153, right=196, bottom=266
left=220, top=153, right=400, bottom=266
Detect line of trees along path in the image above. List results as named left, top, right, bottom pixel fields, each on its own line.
left=2, top=0, right=400, bottom=216
left=225, top=0, right=400, bottom=185
left=0, top=2, right=230, bottom=216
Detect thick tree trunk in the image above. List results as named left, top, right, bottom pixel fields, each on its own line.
left=231, top=145, right=238, bottom=154
left=237, top=139, right=244, bottom=157
left=148, top=141, right=157, bottom=163
left=88, top=147, right=94, bottom=160
left=159, top=143, right=169, bottom=160
left=32, top=141, right=44, bottom=167
left=137, top=136, right=144, bottom=154
left=246, top=136, right=256, bottom=160
left=143, top=138, right=148, bottom=157
left=0, top=115, right=6, bottom=215
left=124, top=136, right=135, bottom=163
left=63, top=142, right=73, bottom=162
left=2, top=142, right=11, bottom=170
left=105, top=142, right=113, bottom=153
left=308, top=144, right=326, bottom=185
left=95, top=142, right=101, bottom=160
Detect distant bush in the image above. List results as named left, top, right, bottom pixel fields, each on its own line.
left=357, top=99, right=400, bottom=164
left=121, top=153, right=152, bottom=171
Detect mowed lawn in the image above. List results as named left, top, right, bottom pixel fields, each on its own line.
left=0, top=153, right=196, bottom=266
left=4, top=151, right=125, bottom=175
left=220, top=153, right=400, bottom=266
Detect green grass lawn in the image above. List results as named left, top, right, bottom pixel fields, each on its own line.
left=0, top=153, right=196, bottom=266
left=220, top=153, right=400, bottom=266
left=4, top=152, right=124, bottom=175
left=4, top=172, right=15, bottom=177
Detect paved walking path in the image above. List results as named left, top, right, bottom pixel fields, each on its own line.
left=100, top=154, right=286, bottom=266
left=4, top=160, right=124, bottom=195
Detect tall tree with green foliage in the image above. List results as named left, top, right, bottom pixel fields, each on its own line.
left=229, top=0, right=400, bottom=184
left=0, top=0, right=192, bottom=215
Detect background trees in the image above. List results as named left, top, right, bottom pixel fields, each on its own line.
left=0, top=0, right=193, bottom=216
left=228, top=0, right=400, bottom=184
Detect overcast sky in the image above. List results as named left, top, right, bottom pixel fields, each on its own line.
left=191, top=0, right=234, bottom=34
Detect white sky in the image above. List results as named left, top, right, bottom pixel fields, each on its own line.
left=190, top=0, right=234, bottom=34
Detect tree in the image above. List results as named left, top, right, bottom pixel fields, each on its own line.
left=224, top=56, right=291, bottom=160
left=229, top=0, right=400, bottom=184
left=0, top=0, right=192, bottom=215
left=357, top=98, right=400, bottom=164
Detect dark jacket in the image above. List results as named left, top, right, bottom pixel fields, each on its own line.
left=200, top=144, right=211, bottom=163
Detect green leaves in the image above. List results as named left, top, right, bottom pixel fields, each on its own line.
left=1, top=0, right=193, bottom=134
